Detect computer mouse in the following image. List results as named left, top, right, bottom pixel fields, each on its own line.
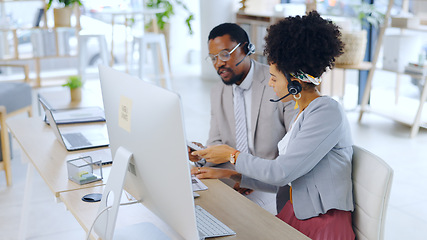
left=82, top=193, right=102, bottom=202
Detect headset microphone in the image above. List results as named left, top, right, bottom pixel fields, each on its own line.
left=235, top=42, right=255, bottom=67
left=270, top=78, right=302, bottom=102
left=235, top=53, right=249, bottom=66
left=270, top=92, right=291, bottom=102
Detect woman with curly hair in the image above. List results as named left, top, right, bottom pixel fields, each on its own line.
left=191, top=11, right=355, bottom=239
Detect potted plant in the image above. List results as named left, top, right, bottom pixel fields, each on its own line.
left=143, top=0, right=194, bottom=61
left=336, top=3, right=385, bottom=65
left=63, top=75, right=83, bottom=101
left=145, top=0, right=194, bottom=35
left=47, top=0, right=83, bottom=27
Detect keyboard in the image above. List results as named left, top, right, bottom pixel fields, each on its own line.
left=63, top=132, right=92, bottom=148
left=195, top=205, right=235, bottom=239
left=192, top=175, right=208, bottom=191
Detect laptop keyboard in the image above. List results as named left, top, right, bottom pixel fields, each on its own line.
left=63, top=132, right=92, bottom=148
left=195, top=205, right=235, bottom=239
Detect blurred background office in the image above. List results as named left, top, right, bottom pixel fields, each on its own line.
left=1, top=0, right=427, bottom=239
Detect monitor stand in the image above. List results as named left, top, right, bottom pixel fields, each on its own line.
left=92, top=146, right=170, bottom=240
left=114, top=222, right=171, bottom=240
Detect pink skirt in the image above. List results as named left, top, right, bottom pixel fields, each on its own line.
left=276, top=201, right=355, bottom=240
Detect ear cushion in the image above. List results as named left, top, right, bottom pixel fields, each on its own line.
left=288, top=80, right=302, bottom=95
left=247, top=43, right=256, bottom=55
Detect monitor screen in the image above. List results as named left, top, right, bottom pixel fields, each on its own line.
left=98, top=65, right=199, bottom=240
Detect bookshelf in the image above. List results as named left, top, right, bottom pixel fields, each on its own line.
left=0, top=0, right=81, bottom=87
left=235, top=10, right=350, bottom=100
left=235, top=11, right=282, bottom=64
left=358, top=0, right=427, bottom=137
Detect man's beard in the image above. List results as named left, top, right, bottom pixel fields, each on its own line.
left=218, top=67, right=243, bottom=86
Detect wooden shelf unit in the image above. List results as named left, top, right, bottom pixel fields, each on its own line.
left=0, top=0, right=81, bottom=87
left=235, top=11, right=283, bottom=64
left=358, top=0, right=427, bottom=137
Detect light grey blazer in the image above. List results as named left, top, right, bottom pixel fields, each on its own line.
left=236, top=96, right=354, bottom=220
left=206, top=60, right=297, bottom=169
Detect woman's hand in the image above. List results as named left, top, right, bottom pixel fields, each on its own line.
left=191, top=167, right=238, bottom=180
left=187, top=142, right=205, bottom=162
left=191, top=144, right=236, bottom=164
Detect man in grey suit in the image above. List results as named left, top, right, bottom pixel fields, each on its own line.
left=190, top=23, right=296, bottom=213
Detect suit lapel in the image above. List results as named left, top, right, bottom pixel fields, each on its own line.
left=223, top=85, right=236, bottom=143
left=251, top=62, right=266, bottom=140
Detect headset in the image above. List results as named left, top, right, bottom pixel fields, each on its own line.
left=270, top=73, right=302, bottom=102
left=287, top=74, right=302, bottom=96
left=247, top=42, right=256, bottom=55
left=235, top=42, right=256, bottom=66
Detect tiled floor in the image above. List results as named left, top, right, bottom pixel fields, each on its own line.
left=0, top=64, right=426, bottom=239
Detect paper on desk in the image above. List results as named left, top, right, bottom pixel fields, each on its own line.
left=191, top=175, right=208, bottom=191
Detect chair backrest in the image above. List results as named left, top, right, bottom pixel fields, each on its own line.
left=0, top=106, right=13, bottom=186
left=352, top=145, right=393, bottom=240
left=0, top=79, right=32, bottom=186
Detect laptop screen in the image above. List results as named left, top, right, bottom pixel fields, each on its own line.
left=39, top=97, right=68, bottom=147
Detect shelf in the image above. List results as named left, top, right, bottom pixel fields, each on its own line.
left=0, top=26, right=78, bottom=31
left=360, top=65, right=427, bottom=79
left=401, top=71, right=427, bottom=79
left=365, top=107, right=427, bottom=130
left=235, top=12, right=283, bottom=65
left=0, top=0, right=81, bottom=87
left=365, top=96, right=427, bottom=129
left=335, top=61, right=373, bottom=71
left=0, top=54, right=77, bottom=61
left=392, top=24, right=427, bottom=33
left=236, top=11, right=278, bottom=23
left=0, top=0, right=44, bottom=2
left=356, top=0, right=427, bottom=137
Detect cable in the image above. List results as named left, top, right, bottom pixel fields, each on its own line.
left=86, top=205, right=111, bottom=240
left=86, top=200, right=140, bottom=240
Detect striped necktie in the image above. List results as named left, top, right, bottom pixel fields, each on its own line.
left=234, top=86, right=249, bottom=153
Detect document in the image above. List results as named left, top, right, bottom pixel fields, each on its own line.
left=44, top=106, right=106, bottom=124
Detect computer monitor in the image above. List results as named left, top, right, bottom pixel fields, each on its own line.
left=95, top=65, right=199, bottom=240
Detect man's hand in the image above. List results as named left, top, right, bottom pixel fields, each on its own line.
left=233, top=182, right=253, bottom=195
left=192, top=144, right=236, bottom=164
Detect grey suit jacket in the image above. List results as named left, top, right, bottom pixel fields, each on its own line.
left=237, top=96, right=354, bottom=220
left=206, top=60, right=297, bottom=170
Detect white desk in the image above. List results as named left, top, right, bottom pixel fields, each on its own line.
left=11, top=82, right=109, bottom=239
left=60, top=180, right=309, bottom=240
left=9, top=82, right=307, bottom=239
left=8, top=117, right=110, bottom=197
left=8, top=116, right=111, bottom=240
left=8, top=117, right=308, bottom=240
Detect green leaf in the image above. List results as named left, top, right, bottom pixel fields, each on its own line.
left=62, top=75, right=82, bottom=89
left=145, top=0, right=194, bottom=35
left=351, top=3, right=384, bottom=29
left=47, top=0, right=83, bottom=10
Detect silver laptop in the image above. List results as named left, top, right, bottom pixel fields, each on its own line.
left=39, top=98, right=109, bottom=151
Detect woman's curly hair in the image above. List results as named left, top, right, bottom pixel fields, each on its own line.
left=264, top=11, right=343, bottom=78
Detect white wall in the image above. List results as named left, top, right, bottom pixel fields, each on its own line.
left=199, top=0, right=238, bottom=81
left=244, top=0, right=279, bottom=13
left=168, top=0, right=201, bottom=68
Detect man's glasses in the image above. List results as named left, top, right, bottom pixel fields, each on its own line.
left=207, top=43, right=241, bottom=63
